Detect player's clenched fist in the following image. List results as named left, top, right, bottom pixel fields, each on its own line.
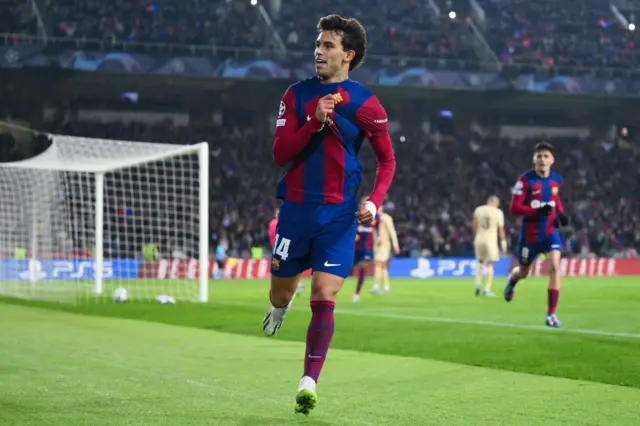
left=316, top=94, right=336, bottom=122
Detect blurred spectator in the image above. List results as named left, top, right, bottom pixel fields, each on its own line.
left=1, top=118, right=637, bottom=259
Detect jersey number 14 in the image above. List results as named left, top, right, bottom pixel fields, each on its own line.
left=273, top=234, right=291, bottom=260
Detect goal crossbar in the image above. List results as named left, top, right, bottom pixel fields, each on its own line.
left=0, top=135, right=205, bottom=173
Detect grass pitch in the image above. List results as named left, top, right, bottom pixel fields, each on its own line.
left=1, top=276, right=639, bottom=425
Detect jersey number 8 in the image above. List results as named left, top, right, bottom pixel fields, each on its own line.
left=273, top=234, right=291, bottom=260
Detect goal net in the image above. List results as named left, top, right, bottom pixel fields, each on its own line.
left=0, top=135, right=209, bottom=304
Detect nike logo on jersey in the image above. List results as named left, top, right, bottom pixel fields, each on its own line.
left=307, top=115, right=311, bottom=121
left=532, top=190, right=541, bottom=194
left=324, top=261, right=341, bottom=267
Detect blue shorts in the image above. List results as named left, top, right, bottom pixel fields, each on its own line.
left=270, top=200, right=358, bottom=279
left=516, top=232, right=562, bottom=266
left=354, top=250, right=373, bottom=265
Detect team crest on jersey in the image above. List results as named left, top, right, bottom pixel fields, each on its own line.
left=278, top=101, right=285, bottom=117
left=271, top=258, right=280, bottom=270
left=552, top=186, right=559, bottom=196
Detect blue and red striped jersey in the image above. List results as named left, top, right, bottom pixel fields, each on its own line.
left=272, top=77, right=395, bottom=209
left=356, top=215, right=378, bottom=252
left=510, top=170, right=565, bottom=245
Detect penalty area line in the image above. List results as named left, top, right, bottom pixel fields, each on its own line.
left=217, top=300, right=640, bottom=339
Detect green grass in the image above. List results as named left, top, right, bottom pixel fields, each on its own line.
left=1, top=276, right=640, bottom=425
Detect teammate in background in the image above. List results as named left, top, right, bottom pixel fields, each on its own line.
left=263, top=15, right=396, bottom=416
left=371, top=205, right=399, bottom=294
left=505, top=142, right=569, bottom=328
left=352, top=196, right=376, bottom=303
left=472, top=196, right=507, bottom=297
left=214, top=239, right=227, bottom=280
left=268, top=209, right=279, bottom=249
left=269, top=209, right=304, bottom=295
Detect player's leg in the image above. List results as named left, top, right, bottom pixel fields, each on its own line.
left=375, top=247, right=391, bottom=294
left=545, top=235, right=562, bottom=327
left=215, top=259, right=224, bottom=280
left=382, top=260, right=391, bottom=293
left=504, top=244, right=536, bottom=302
left=353, top=252, right=369, bottom=302
left=371, top=260, right=383, bottom=294
left=483, top=260, right=495, bottom=296
left=295, top=203, right=357, bottom=415
left=474, top=243, right=485, bottom=295
left=263, top=203, right=310, bottom=336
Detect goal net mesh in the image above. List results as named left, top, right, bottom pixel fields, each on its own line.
left=0, top=135, right=208, bottom=304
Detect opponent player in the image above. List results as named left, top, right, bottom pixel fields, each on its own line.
left=370, top=204, right=399, bottom=294
left=269, top=209, right=304, bottom=295
left=504, top=142, right=568, bottom=327
left=263, top=15, right=396, bottom=416
left=352, top=196, right=376, bottom=303
left=472, top=195, right=507, bottom=297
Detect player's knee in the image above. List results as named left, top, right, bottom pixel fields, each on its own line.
left=270, top=276, right=299, bottom=307
left=515, top=265, right=530, bottom=278
left=548, top=261, right=560, bottom=276
left=310, top=272, right=343, bottom=301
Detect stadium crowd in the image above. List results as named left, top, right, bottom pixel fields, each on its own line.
left=1, top=118, right=638, bottom=259
left=3, top=0, right=638, bottom=69
left=478, top=0, right=640, bottom=68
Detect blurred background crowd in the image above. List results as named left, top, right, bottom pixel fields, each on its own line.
left=1, top=116, right=637, bottom=259
left=4, top=0, right=640, bottom=68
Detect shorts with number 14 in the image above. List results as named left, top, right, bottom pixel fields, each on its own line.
left=270, top=200, right=358, bottom=279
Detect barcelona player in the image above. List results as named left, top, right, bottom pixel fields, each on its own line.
left=505, top=142, right=569, bottom=327
left=352, top=196, right=376, bottom=303
left=262, top=15, right=396, bottom=415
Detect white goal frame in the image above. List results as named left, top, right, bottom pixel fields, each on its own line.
left=0, top=135, right=209, bottom=302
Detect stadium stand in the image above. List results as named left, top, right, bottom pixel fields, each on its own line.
left=48, top=0, right=265, bottom=47
left=2, top=0, right=637, bottom=68
left=476, top=0, right=639, bottom=68
left=274, top=0, right=476, bottom=60
left=0, top=0, right=39, bottom=36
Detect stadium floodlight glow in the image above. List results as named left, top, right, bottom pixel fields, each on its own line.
left=0, top=135, right=209, bottom=304
left=629, top=23, right=636, bottom=31
left=250, top=0, right=258, bottom=6
left=449, top=11, right=457, bottom=19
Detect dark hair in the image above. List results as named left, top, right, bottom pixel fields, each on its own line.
left=317, top=15, right=367, bottom=71
left=534, top=142, right=554, bottom=154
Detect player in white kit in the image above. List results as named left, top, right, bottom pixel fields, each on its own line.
left=473, top=196, right=507, bottom=296
left=370, top=205, right=400, bottom=294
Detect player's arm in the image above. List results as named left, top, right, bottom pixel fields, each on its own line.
left=472, top=208, right=479, bottom=236
left=554, top=180, right=569, bottom=227
left=355, top=96, right=396, bottom=211
left=385, top=215, right=400, bottom=253
left=509, top=176, right=545, bottom=217
left=272, top=87, right=328, bottom=166
left=268, top=222, right=276, bottom=248
left=498, top=211, right=507, bottom=253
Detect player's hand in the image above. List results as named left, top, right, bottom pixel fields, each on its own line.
left=355, top=205, right=374, bottom=224
left=316, top=95, right=336, bottom=122
left=393, top=244, right=400, bottom=255
left=555, top=213, right=569, bottom=228
left=536, top=205, right=553, bottom=216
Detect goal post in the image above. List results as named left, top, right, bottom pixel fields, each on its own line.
left=0, top=134, right=209, bottom=304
